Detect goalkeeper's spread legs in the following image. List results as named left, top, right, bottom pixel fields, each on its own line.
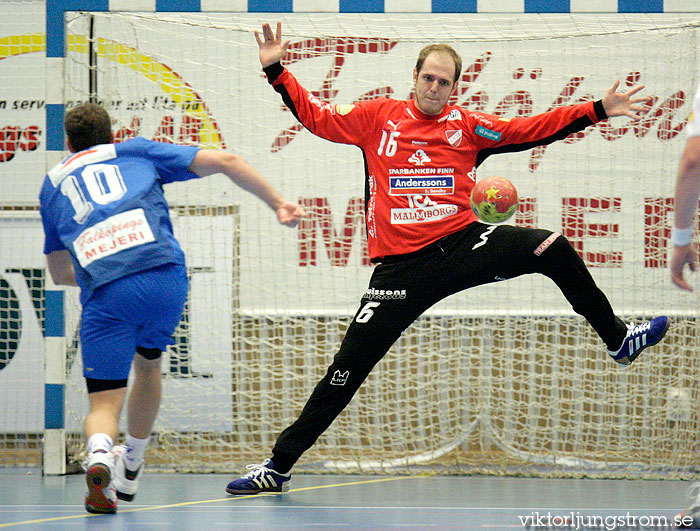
left=223, top=225, right=671, bottom=495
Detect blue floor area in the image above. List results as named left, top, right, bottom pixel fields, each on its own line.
left=0, top=469, right=693, bottom=529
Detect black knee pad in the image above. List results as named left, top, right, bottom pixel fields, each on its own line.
left=136, top=346, right=162, bottom=360
left=86, top=377, right=128, bottom=393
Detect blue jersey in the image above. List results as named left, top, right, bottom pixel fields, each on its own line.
left=39, top=137, right=200, bottom=303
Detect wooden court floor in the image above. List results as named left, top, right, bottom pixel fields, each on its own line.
left=0, top=468, right=693, bottom=529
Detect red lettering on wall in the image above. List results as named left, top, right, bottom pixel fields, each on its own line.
left=514, top=197, right=537, bottom=228
left=494, top=91, right=533, bottom=118
left=636, top=91, right=686, bottom=141
left=449, top=51, right=493, bottom=107
left=528, top=77, right=585, bottom=171
left=0, top=125, right=42, bottom=162
left=178, top=114, right=203, bottom=145
left=298, top=197, right=370, bottom=267
left=0, top=126, right=21, bottom=162
left=153, top=115, right=175, bottom=143
left=19, top=126, right=39, bottom=152
left=562, top=197, right=622, bottom=267
left=113, top=117, right=141, bottom=143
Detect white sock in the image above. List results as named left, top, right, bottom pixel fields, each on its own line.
left=125, top=434, right=149, bottom=467
left=87, top=433, right=113, bottom=454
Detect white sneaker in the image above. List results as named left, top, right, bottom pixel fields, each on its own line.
left=84, top=450, right=117, bottom=514
left=677, top=482, right=700, bottom=529
left=113, top=445, right=144, bottom=502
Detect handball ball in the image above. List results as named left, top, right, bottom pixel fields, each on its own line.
left=470, top=176, right=519, bottom=224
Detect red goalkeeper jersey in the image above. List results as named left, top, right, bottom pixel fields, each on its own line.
left=266, top=63, right=607, bottom=261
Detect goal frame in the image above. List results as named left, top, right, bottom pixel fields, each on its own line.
left=42, top=1, right=700, bottom=477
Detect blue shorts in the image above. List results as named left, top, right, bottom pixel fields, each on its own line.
left=80, top=263, right=188, bottom=380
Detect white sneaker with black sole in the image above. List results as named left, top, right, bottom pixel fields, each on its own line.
left=112, top=445, right=144, bottom=502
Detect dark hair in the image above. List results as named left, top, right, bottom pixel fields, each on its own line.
left=415, top=44, right=462, bottom=83
left=64, top=103, right=112, bottom=152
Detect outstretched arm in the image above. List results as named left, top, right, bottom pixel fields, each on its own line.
left=670, top=136, right=700, bottom=291
left=255, top=22, right=290, bottom=68
left=190, top=149, right=306, bottom=227
left=601, top=79, right=651, bottom=119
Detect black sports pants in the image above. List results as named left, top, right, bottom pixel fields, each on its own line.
left=272, top=222, right=627, bottom=468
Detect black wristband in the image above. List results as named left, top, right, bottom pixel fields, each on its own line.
left=593, top=99, right=608, bottom=120
left=263, top=62, right=284, bottom=84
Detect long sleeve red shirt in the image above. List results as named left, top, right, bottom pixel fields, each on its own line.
left=266, top=63, right=607, bottom=261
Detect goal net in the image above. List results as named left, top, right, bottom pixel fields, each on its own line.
left=47, top=12, right=700, bottom=477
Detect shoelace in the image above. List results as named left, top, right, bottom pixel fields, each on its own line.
left=625, top=321, right=651, bottom=338
left=241, top=462, right=272, bottom=479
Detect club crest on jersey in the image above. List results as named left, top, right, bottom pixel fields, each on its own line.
left=408, top=149, right=431, bottom=166
left=445, top=129, right=462, bottom=147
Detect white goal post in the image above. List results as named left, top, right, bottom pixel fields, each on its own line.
left=22, top=9, right=700, bottom=477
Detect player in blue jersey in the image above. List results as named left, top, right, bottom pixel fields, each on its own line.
left=39, top=102, right=306, bottom=514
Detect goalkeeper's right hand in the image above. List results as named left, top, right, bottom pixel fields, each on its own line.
left=276, top=201, right=307, bottom=228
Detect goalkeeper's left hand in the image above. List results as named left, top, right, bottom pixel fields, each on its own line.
left=601, top=79, right=651, bottom=119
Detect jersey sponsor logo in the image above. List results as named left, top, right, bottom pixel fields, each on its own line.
left=390, top=203, right=459, bottom=224
left=446, top=109, right=461, bottom=121
left=389, top=176, right=454, bottom=196
left=475, top=125, right=501, bottom=141
left=364, top=287, right=407, bottom=300
left=367, top=174, right=377, bottom=238
left=335, top=103, right=355, bottom=115
left=472, top=113, right=494, bottom=128
left=73, top=208, right=156, bottom=267
left=388, top=167, right=454, bottom=175
left=408, top=149, right=431, bottom=166
left=445, top=129, right=462, bottom=147
left=533, top=232, right=561, bottom=256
